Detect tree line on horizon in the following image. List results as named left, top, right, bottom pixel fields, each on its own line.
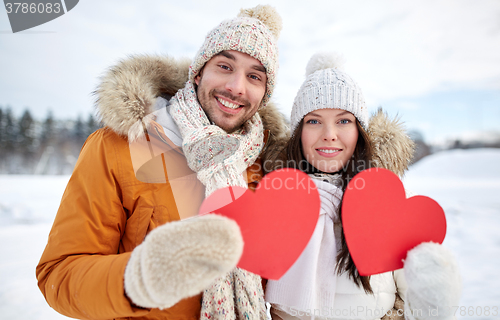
left=0, top=106, right=101, bottom=174
left=1, top=105, right=498, bottom=175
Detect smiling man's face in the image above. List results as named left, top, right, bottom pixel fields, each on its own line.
left=194, top=50, right=267, bottom=133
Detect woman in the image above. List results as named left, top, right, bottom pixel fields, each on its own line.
left=264, top=52, right=461, bottom=320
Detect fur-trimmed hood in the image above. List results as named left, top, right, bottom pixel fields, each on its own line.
left=264, top=108, right=415, bottom=177
left=369, top=108, right=415, bottom=177
left=93, top=55, right=413, bottom=176
left=262, top=111, right=415, bottom=177
left=93, top=54, right=288, bottom=149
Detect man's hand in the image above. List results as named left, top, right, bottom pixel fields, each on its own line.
left=124, top=214, right=243, bottom=310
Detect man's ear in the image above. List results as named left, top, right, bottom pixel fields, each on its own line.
left=194, top=74, right=201, bottom=86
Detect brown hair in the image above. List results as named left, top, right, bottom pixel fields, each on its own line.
left=280, top=118, right=374, bottom=294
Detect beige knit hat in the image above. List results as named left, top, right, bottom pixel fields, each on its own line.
left=189, top=5, right=282, bottom=108
left=290, top=52, right=368, bottom=133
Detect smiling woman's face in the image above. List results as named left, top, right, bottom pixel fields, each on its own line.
left=301, top=108, right=359, bottom=173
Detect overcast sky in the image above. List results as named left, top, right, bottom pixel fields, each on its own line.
left=1, top=0, right=499, bottom=143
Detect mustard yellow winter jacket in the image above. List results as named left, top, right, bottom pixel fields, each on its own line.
left=36, top=55, right=288, bottom=320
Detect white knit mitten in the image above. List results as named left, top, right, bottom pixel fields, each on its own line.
left=124, top=214, right=243, bottom=310
left=404, top=242, right=462, bottom=320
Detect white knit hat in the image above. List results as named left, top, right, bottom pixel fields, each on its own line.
left=189, top=5, right=282, bottom=109
left=290, top=52, right=368, bottom=133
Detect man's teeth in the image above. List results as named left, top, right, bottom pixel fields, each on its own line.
left=217, top=97, right=240, bottom=109
left=318, top=149, right=340, bottom=154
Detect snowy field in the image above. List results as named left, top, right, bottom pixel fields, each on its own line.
left=402, top=148, right=500, bottom=319
left=0, top=148, right=499, bottom=320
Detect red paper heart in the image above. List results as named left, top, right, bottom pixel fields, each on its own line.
left=199, top=168, right=320, bottom=280
left=342, top=168, right=446, bottom=276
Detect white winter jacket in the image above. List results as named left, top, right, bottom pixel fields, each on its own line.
left=266, top=176, right=408, bottom=320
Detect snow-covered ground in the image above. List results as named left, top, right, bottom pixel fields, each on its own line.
left=402, top=148, right=500, bottom=319
left=0, top=175, right=71, bottom=319
left=0, top=148, right=499, bottom=320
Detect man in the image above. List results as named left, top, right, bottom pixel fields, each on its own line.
left=36, top=5, right=288, bottom=319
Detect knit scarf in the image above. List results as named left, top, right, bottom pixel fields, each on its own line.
left=169, top=81, right=267, bottom=319
left=265, top=174, right=342, bottom=318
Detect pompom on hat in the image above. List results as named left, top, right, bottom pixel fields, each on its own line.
left=189, top=5, right=282, bottom=109
left=290, top=52, right=368, bottom=133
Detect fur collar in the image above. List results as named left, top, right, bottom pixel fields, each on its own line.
left=262, top=109, right=415, bottom=176
left=93, top=55, right=413, bottom=176
left=368, top=108, right=415, bottom=177
left=93, top=54, right=288, bottom=147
